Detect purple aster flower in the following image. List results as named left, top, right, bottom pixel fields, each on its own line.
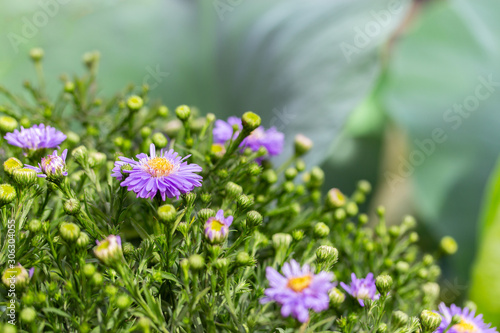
left=340, top=273, right=380, bottom=306
left=26, top=149, right=68, bottom=181
left=111, top=160, right=127, bottom=181
left=114, top=143, right=202, bottom=200
left=94, top=235, right=123, bottom=266
left=213, top=117, right=284, bottom=157
left=204, top=209, right=233, bottom=243
left=4, top=124, right=66, bottom=150
left=260, top=259, right=335, bottom=323
left=434, top=303, right=498, bottom=333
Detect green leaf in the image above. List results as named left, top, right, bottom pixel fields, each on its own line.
left=42, top=307, right=71, bottom=319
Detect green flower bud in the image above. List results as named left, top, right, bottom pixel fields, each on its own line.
left=316, top=245, right=338, bottom=264
left=22, top=292, right=35, bottom=306
left=464, top=300, right=477, bottom=312
left=402, top=215, right=417, bottom=229
left=214, top=258, right=230, bottom=272
left=358, top=214, right=369, bottom=225
left=89, top=151, right=107, bottom=168
left=392, top=310, right=409, bottom=327
left=76, top=232, right=90, bottom=249
left=217, top=168, right=229, bottom=179
left=116, top=294, right=132, bottom=310
left=420, top=310, right=442, bottom=332
left=137, top=317, right=151, bottom=332
left=364, top=241, right=374, bottom=252
left=241, top=112, right=261, bottom=131
left=408, top=232, right=419, bottom=243
left=237, top=194, right=254, bottom=211
left=152, top=132, right=168, bottom=148
left=198, top=208, right=215, bottom=223
left=188, top=254, right=205, bottom=271
left=59, top=222, right=81, bottom=243
left=105, top=285, right=118, bottom=297
left=26, top=219, right=41, bottom=233
left=158, top=204, right=177, bottom=224
left=272, top=233, right=292, bottom=250
left=183, top=192, right=196, bottom=207
left=140, top=127, right=152, bottom=139
left=175, top=105, right=191, bottom=121
left=246, top=210, right=263, bottom=228
left=314, top=222, right=330, bottom=238
left=248, top=163, right=261, bottom=176
left=82, top=264, right=96, bottom=278
left=283, top=181, right=295, bottom=193
left=289, top=202, right=301, bottom=216
left=389, top=225, right=401, bottom=238
left=345, top=202, right=359, bottom=217
left=294, top=134, right=313, bottom=156
left=12, top=168, right=37, bottom=187
left=4, top=157, right=23, bottom=177
left=72, top=145, right=88, bottom=164
left=428, top=265, right=441, bottom=280
left=326, top=188, right=346, bottom=209
left=64, top=81, right=75, bottom=93
left=376, top=323, right=387, bottom=333
left=291, top=230, right=304, bottom=241
left=0, top=116, right=18, bottom=133
left=2, top=264, right=32, bottom=289
left=423, top=254, right=434, bottom=266
left=0, top=184, right=17, bottom=206
left=440, top=236, right=458, bottom=255
left=236, top=252, right=255, bottom=266
left=225, top=181, right=243, bottom=198
left=63, top=198, right=81, bottom=215
left=334, top=208, right=347, bottom=221
left=177, top=222, right=189, bottom=235
left=295, top=159, right=306, bottom=172
left=395, top=261, right=410, bottom=274
left=357, top=180, right=372, bottom=194
left=165, top=119, right=182, bottom=138
left=29, top=47, right=44, bottom=62
left=309, top=167, right=324, bottom=187
left=262, top=169, right=278, bottom=184
left=422, top=282, right=440, bottom=301
left=200, top=192, right=212, bottom=203
left=20, top=307, right=37, bottom=323
left=127, top=95, right=143, bottom=111
left=35, top=292, right=47, bottom=304
left=90, top=272, right=103, bottom=286
left=375, top=275, right=393, bottom=295
left=329, top=287, right=345, bottom=305
left=157, top=105, right=169, bottom=117
left=122, top=242, right=135, bottom=257
left=284, top=167, right=298, bottom=180
left=417, top=268, right=429, bottom=279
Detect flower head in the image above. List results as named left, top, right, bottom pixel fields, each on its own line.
left=204, top=209, right=233, bottom=243
left=260, top=259, right=335, bottom=323
left=26, top=149, right=68, bottom=182
left=434, top=303, right=498, bottom=333
left=2, top=263, right=34, bottom=289
left=4, top=124, right=66, bottom=150
left=114, top=143, right=202, bottom=200
left=340, top=273, right=380, bottom=306
left=94, top=235, right=123, bottom=266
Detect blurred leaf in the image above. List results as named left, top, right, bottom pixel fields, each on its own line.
left=379, top=0, right=500, bottom=282
left=470, top=157, right=500, bottom=326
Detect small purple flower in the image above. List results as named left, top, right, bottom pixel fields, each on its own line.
left=340, top=273, right=380, bottom=306
left=434, top=303, right=498, bottom=333
left=26, top=149, right=68, bottom=181
left=94, top=235, right=123, bottom=266
left=4, top=124, right=66, bottom=150
left=111, top=160, right=127, bottom=181
left=114, top=143, right=202, bottom=201
left=213, top=117, right=284, bottom=158
left=260, top=259, right=335, bottom=323
left=204, top=209, right=233, bottom=243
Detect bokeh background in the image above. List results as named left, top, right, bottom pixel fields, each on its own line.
left=2, top=0, right=500, bottom=324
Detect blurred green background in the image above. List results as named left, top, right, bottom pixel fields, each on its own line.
left=2, top=0, right=500, bottom=324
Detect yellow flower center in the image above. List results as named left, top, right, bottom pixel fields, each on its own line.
left=287, top=274, right=312, bottom=292
left=146, top=157, right=174, bottom=177
left=96, top=240, right=110, bottom=251
left=453, top=318, right=478, bottom=332
left=210, top=219, right=225, bottom=232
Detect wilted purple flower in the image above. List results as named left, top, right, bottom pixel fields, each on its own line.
left=26, top=149, right=68, bottom=181
left=434, top=303, right=498, bottom=333
left=260, top=259, right=335, bottom=323
left=340, top=273, right=380, bottom=306
left=204, top=209, right=233, bottom=243
left=114, top=143, right=202, bottom=200
left=4, top=124, right=66, bottom=150
left=213, top=117, right=284, bottom=157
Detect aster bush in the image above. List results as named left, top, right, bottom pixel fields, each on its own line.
left=0, top=51, right=496, bottom=333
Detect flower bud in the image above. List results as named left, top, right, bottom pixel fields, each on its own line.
left=59, top=222, right=81, bottom=243
left=402, top=215, right=417, bottom=230
left=64, top=81, right=75, bottom=93
left=0, top=116, right=18, bottom=133
left=241, top=112, right=261, bottom=132
left=376, top=323, right=387, bottom=333
left=246, top=210, right=263, bottom=228
left=237, top=194, right=254, bottom=211
left=2, top=264, right=33, bottom=290
left=94, top=235, right=123, bottom=266
left=0, top=184, right=17, bottom=206
left=272, top=233, right=292, bottom=250
left=158, top=105, right=169, bottom=117
left=214, top=258, right=230, bottom=272
left=91, top=272, right=103, bottom=286
left=316, top=245, right=338, bottom=263
left=294, top=134, right=313, bottom=156
left=307, top=167, right=324, bottom=188
left=423, top=254, right=434, bottom=266
left=198, top=208, right=215, bottom=223
left=236, top=252, right=255, bottom=266
left=329, top=288, right=345, bottom=305
left=76, top=232, right=90, bottom=249
left=283, top=181, right=295, bottom=193
left=175, top=105, right=191, bottom=121
left=225, top=181, right=243, bottom=198
left=26, top=219, right=41, bottom=233
left=4, top=157, right=23, bottom=177
left=72, top=145, right=88, bottom=164
left=422, top=282, right=440, bottom=301
left=395, top=261, right=410, bottom=274
left=152, top=132, right=168, bottom=148
left=357, top=180, right=372, bottom=194
left=440, top=236, right=458, bottom=255
left=389, top=225, right=400, bottom=238
left=82, top=264, right=96, bottom=278
left=326, top=188, right=346, bottom=209
left=116, top=294, right=132, bottom=310
left=334, top=208, right=346, bottom=221
left=158, top=204, right=177, bottom=224
left=140, top=127, right=152, bottom=139
left=420, top=310, right=442, bottom=332
left=428, top=265, right=441, bottom=280
left=13, top=168, right=37, bottom=187
left=137, top=317, right=151, bottom=332
left=313, top=222, right=330, bottom=238
left=345, top=202, right=359, bottom=217
left=284, top=168, right=298, bottom=181
left=464, top=300, right=477, bottom=312
left=375, top=275, right=393, bottom=295
left=188, top=254, right=205, bottom=271
left=262, top=169, right=277, bottom=184
left=20, top=307, right=37, bottom=323
left=248, top=163, right=262, bottom=176
left=63, top=199, right=81, bottom=215
left=29, top=47, right=44, bottom=62
left=417, top=268, right=428, bottom=279
left=183, top=192, right=197, bottom=207
left=291, top=230, right=304, bottom=241
left=127, top=95, right=143, bottom=111
left=392, top=310, right=409, bottom=327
